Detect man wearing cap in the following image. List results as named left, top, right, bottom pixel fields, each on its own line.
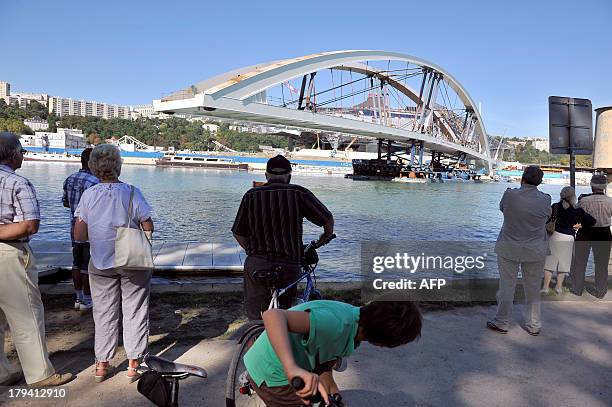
left=570, top=174, right=612, bottom=298
left=232, top=155, right=334, bottom=320
left=0, top=132, right=73, bottom=386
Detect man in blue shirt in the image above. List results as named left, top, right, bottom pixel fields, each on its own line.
left=62, top=148, right=98, bottom=311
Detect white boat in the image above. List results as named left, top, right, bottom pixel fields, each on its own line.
left=392, top=177, right=428, bottom=184
left=290, top=164, right=351, bottom=175
left=155, top=154, right=249, bottom=170
left=24, top=151, right=80, bottom=163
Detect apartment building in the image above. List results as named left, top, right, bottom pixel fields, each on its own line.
left=1, top=81, right=49, bottom=107
left=0, top=81, right=9, bottom=98
left=48, top=96, right=131, bottom=119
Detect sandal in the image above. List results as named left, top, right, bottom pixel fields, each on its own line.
left=94, top=361, right=114, bottom=383
left=126, top=365, right=143, bottom=383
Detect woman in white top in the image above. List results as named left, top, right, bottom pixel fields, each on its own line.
left=73, top=144, right=154, bottom=383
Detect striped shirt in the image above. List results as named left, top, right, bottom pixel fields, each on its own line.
left=232, top=181, right=333, bottom=263
left=578, top=192, right=612, bottom=227
left=0, top=164, right=40, bottom=240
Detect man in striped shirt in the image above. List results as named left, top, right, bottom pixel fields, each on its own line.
left=62, top=147, right=98, bottom=311
left=571, top=174, right=612, bottom=298
left=232, top=155, right=334, bottom=320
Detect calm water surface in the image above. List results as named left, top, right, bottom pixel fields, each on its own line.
left=20, top=162, right=590, bottom=280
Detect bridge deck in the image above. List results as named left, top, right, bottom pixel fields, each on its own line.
left=30, top=240, right=246, bottom=277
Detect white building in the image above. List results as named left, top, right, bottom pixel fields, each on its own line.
left=130, top=104, right=156, bottom=119
left=202, top=123, right=219, bottom=133
left=531, top=138, right=549, bottom=152
left=48, top=96, right=130, bottom=119
left=131, top=104, right=186, bottom=120
left=0, top=81, right=9, bottom=98
left=25, top=128, right=88, bottom=149
left=1, top=81, right=49, bottom=107
left=24, top=117, right=49, bottom=131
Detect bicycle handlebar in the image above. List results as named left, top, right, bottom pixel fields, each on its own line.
left=291, top=377, right=324, bottom=404
left=291, top=376, right=343, bottom=406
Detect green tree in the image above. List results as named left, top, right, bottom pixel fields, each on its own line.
left=25, top=101, right=48, bottom=119
left=0, top=118, right=31, bottom=134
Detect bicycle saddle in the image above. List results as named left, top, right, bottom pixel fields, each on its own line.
left=144, top=354, right=207, bottom=378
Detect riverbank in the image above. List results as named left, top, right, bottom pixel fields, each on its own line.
left=2, top=289, right=610, bottom=406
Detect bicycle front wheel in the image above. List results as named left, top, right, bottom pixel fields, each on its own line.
left=225, top=323, right=266, bottom=407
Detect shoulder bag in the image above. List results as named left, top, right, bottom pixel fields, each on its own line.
left=114, top=185, right=154, bottom=270
left=545, top=203, right=558, bottom=235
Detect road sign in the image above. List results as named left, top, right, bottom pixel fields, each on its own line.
left=549, top=96, right=593, bottom=154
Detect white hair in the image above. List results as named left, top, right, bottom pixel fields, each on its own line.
left=265, top=172, right=291, bottom=184
left=89, top=144, right=122, bottom=180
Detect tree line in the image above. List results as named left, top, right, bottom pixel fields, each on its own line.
left=496, top=137, right=593, bottom=167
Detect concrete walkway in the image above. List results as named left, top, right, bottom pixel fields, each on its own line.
left=31, top=240, right=246, bottom=276
left=3, top=299, right=611, bottom=407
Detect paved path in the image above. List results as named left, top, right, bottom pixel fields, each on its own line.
left=4, top=299, right=611, bottom=407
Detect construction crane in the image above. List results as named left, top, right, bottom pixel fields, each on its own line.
left=212, top=140, right=237, bottom=153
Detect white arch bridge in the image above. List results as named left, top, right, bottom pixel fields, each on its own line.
left=154, top=50, right=493, bottom=172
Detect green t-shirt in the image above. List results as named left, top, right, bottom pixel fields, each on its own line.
left=243, top=300, right=361, bottom=387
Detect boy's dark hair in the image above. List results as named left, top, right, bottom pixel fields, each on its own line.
left=81, top=147, right=93, bottom=167
left=521, top=165, right=544, bottom=186
left=359, top=301, right=422, bottom=348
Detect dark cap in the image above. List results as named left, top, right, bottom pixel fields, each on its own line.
left=591, top=174, right=608, bottom=189
left=266, top=155, right=292, bottom=175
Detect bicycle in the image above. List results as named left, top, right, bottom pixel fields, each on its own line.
left=137, top=353, right=207, bottom=407
left=225, top=233, right=337, bottom=407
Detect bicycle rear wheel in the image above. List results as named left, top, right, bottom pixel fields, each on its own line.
left=225, top=324, right=266, bottom=407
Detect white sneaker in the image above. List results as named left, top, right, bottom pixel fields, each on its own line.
left=539, top=288, right=550, bottom=295
left=74, top=299, right=81, bottom=311
left=79, top=300, right=93, bottom=311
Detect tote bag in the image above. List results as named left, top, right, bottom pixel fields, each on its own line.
left=114, top=185, right=154, bottom=270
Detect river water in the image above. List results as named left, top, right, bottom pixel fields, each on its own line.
left=20, top=162, right=591, bottom=280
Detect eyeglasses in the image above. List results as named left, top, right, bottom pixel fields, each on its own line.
left=20, top=149, right=27, bottom=155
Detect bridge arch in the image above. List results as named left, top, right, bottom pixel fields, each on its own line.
left=155, top=50, right=492, bottom=168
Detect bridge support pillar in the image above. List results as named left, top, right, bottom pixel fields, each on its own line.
left=419, top=141, right=425, bottom=166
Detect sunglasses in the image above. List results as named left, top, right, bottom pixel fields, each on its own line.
left=20, top=149, right=27, bottom=155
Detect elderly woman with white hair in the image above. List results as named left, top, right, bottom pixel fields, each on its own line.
left=73, top=144, right=154, bottom=383
left=542, top=186, right=595, bottom=295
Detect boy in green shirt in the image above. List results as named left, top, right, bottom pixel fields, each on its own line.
left=243, top=300, right=422, bottom=406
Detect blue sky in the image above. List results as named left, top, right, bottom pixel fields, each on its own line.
left=2, top=0, right=611, bottom=137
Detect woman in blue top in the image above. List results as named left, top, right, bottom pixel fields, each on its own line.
left=542, top=187, right=596, bottom=295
